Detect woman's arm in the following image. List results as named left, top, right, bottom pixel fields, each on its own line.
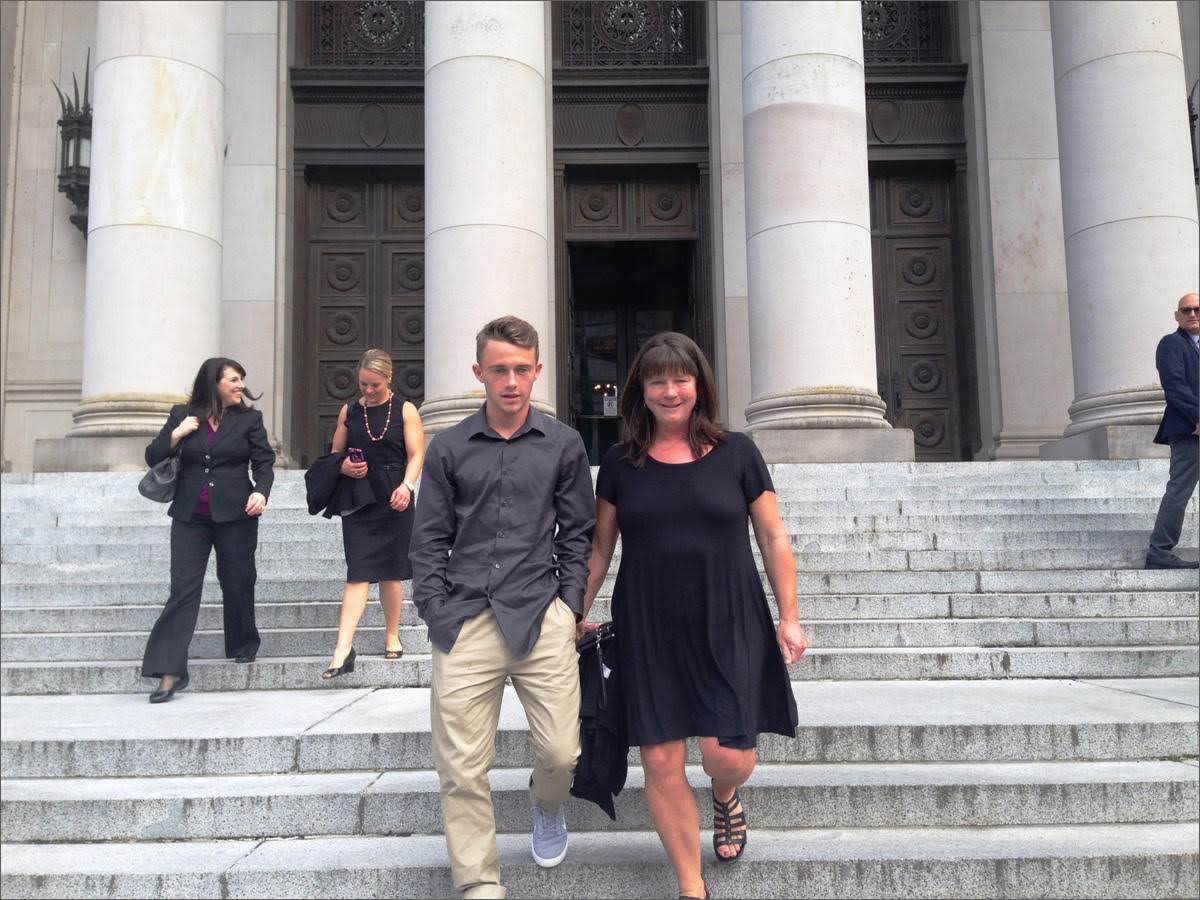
left=578, top=497, right=619, bottom=637
left=390, top=402, right=426, bottom=512
left=749, top=489, right=808, bottom=664
left=332, top=405, right=368, bottom=479
left=245, top=411, right=276, bottom=516
left=145, top=406, right=191, bottom=465
left=331, top=404, right=350, bottom=453
left=401, top=401, right=426, bottom=486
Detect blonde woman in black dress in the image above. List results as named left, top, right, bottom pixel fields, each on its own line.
left=579, top=332, right=808, bottom=900
left=322, top=349, right=425, bottom=678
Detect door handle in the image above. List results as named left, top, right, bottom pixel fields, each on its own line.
left=892, top=370, right=903, bottom=415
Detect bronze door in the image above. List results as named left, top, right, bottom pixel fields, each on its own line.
left=870, top=169, right=962, bottom=461
left=300, top=171, right=425, bottom=465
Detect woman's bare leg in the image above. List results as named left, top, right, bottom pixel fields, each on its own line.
left=698, top=738, right=756, bottom=860
left=379, top=580, right=404, bottom=653
left=326, top=581, right=369, bottom=669
left=641, top=740, right=706, bottom=898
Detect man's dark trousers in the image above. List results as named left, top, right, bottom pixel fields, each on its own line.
left=1148, top=435, right=1199, bottom=560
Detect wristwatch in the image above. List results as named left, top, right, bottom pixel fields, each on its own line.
left=402, top=480, right=416, bottom=493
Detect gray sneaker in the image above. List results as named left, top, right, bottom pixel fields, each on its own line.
left=531, top=803, right=569, bottom=868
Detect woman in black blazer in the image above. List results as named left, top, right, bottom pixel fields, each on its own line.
left=141, top=357, right=276, bottom=702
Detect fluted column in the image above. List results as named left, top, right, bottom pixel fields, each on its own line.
left=72, top=1, right=225, bottom=438
left=740, top=1, right=911, bottom=462
left=421, top=1, right=552, bottom=434
left=1044, top=0, right=1199, bottom=455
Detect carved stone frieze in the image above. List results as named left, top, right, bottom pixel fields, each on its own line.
left=555, top=97, right=707, bottom=150
left=295, top=101, right=423, bottom=152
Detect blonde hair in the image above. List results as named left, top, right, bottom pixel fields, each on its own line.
left=358, top=349, right=394, bottom=382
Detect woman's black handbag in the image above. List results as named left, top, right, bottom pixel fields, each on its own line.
left=138, top=455, right=180, bottom=503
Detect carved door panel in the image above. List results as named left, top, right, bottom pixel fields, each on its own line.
left=870, top=171, right=961, bottom=461
left=303, top=172, right=424, bottom=464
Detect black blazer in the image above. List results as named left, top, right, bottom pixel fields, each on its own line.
left=146, top=404, right=276, bottom=522
left=1153, top=328, right=1200, bottom=445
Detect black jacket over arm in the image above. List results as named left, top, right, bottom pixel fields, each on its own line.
left=146, top=404, right=276, bottom=522
left=1154, top=328, right=1200, bottom=444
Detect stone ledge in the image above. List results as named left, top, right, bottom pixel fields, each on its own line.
left=33, top=436, right=152, bottom=472
left=750, top=427, right=915, bottom=463
left=1039, top=425, right=1171, bottom=460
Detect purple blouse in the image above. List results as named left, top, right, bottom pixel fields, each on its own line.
left=193, top=422, right=217, bottom=519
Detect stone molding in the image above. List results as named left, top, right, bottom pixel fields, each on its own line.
left=70, top=393, right=189, bottom=438
left=745, top=387, right=892, bottom=431
left=1063, top=386, right=1165, bottom=437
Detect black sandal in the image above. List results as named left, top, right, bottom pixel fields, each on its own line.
left=712, top=789, right=747, bottom=864
left=383, top=646, right=403, bottom=660
left=321, top=647, right=356, bottom=680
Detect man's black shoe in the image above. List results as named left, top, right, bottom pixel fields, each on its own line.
left=235, top=650, right=257, bottom=664
left=1145, top=554, right=1200, bottom=570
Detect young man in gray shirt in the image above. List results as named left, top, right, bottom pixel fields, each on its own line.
left=410, top=316, right=596, bottom=899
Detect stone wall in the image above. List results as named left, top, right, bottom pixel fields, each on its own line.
left=0, top=1, right=94, bottom=473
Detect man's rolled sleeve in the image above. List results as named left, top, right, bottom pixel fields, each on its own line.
left=553, top=432, right=596, bottom=615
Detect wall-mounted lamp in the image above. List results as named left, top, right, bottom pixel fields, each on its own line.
left=53, top=49, right=92, bottom=236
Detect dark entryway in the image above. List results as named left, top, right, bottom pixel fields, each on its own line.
left=869, top=165, right=965, bottom=461
left=291, top=168, right=426, bottom=466
left=569, top=241, right=694, bottom=463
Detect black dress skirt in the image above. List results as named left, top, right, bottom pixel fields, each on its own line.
left=595, top=432, right=798, bottom=749
left=341, top=397, right=415, bottom=583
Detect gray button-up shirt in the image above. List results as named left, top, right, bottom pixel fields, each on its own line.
left=410, top=406, right=596, bottom=657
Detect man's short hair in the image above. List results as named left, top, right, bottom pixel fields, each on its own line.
left=476, top=316, right=540, bottom=363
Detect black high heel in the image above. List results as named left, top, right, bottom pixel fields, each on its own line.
left=149, top=673, right=189, bottom=704
left=322, top=647, right=356, bottom=680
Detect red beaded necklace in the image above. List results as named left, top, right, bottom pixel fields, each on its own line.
left=361, top=391, right=394, bottom=442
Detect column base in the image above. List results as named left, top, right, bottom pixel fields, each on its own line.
left=33, top=435, right=152, bottom=472
left=992, top=429, right=1069, bottom=460
left=750, top=427, right=915, bottom=463
left=1038, top=424, right=1170, bottom=460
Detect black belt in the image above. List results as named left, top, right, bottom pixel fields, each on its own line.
left=376, top=463, right=406, bottom=470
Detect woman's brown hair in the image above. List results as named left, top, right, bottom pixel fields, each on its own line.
left=187, top=357, right=259, bottom=426
left=619, top=331, right=727, bottom=468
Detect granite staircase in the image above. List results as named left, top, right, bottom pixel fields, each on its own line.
left=1, top=462, right=1198, bottom=898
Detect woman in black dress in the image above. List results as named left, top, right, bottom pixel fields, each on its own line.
left=322, top=349, right=425, bottom=679
left=579, top=332, right=808, bottom=899
left=142, top=357, right=275, bottom=703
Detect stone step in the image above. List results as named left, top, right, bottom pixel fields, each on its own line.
left=6, top=531, right=1191, bottom=568
left=5, top=616, right=1195, bottom=663
left=4, top=512, right=1195, bottom=542
left=3, top=680, right=1196, bottom=778
left=2, top=494, right=1192, bottom=530
left=0, top=479, right=1178, bottom=516
left=4, top=760, right=1196, bottom=843
left=4, top=645, right=1196, bottom=696
left=5, top=589, right=1194, bottom=634
left=3, top=568, right=1194, bottom=608
left=3, top=823, right=1197, bottom=899
left=9, top=545, right=1195, bottom=581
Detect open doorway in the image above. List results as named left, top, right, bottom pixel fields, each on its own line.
left=568, top=240, right=695, bottom=463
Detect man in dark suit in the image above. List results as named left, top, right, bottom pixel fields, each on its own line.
left=1146, top=292, right=1200, bottom=569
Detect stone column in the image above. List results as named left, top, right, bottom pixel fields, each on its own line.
left=40, top=1, right=225, bottom=470
left=740, top=0, right=912, bottom=462
left=421, top=1, right=552, bottom=434
left=1041, top=0, right=1199, bottom=459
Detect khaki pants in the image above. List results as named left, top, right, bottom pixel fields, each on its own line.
left=431, top=598, right=581, bottom=897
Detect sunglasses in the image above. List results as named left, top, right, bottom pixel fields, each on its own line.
left=1179, top=307, right=1200, bottom=316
